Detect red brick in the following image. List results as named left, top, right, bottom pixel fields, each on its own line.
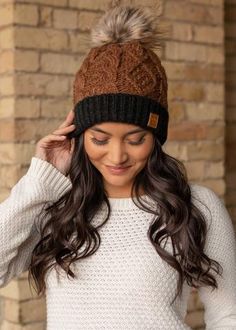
left=0, top=164, right=21, bottom=189
left=15, top=50, right=39, bottom=72
left=0, top=3, right=13, bottom=27
left=168, top=122, right=224, bottom=141
left=41, top=98, right=72, bottom=118
left=0, top=50, right=14, bottom=73
left=53, top=9, right=77, bottom=30
left=39, top=6, right=53, bottom=27
left=193, top=25, right=224, bottom=44
left=170, top=22, right=193, bottom=41
left=181, top=141, right=224, bottom=161
left=14, top=3, right=38, bottom=26
left=0, top=98, right=14, bottom=118
left=77, top=11, right=101, bottom=32
left=15, top=27, right=68, bottom=51
left=16, top=0, right=67, bottom=6
left=21, top=297, right=46, bottom=323
left=185, top=103, right=224, bottom=121
left=0, top=27, right=14, bottom=49
left=166, top=41, right=224, bottom=64
left=165, top=1, right=223, bottom=25
left=15, top=98, right=40, bottom=118
left=169, top=82, right=205, bottom=102
left=14, top=118, right=61, bottom=142
left=68, top=31, right=91, bottom=53
left=184, top=160, right=205, bottom=180
left=41, top=53, right=83, bottom=74
left=190, top=0, right=223, bottom=5
left=69, top=0, right=110, bottom=10
left=15, top=74, right=69, bottom=97
left=0, top=76, right=14, bottom=96
left=0, top=119, right=14, bottom=142
left=163, top=61, right=224, bottom=82
left=166, top=41, right=207, bottom=62
left=168, top=102, right=185, bottom=123
left=201, top=179, right=226, bottom=196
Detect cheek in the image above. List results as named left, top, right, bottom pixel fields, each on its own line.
left=139, top=144, right=153, bottom=158
left=84, top=135, right=104, bottom=162
left=134, top=137, right=154, bottom=162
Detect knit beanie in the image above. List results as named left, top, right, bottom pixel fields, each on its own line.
left=70, top=4, right=169, bottom=145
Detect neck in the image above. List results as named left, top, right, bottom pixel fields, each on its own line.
left=105, top=187, right=146, bottom=199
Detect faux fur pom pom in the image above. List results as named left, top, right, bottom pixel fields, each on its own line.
left=91, top=4, right=167, bottom=50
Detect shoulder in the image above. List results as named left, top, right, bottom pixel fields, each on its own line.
left=189, top=183, right=223, bottom=219
left=189, top=186, right=236, bottom=266
left=189, top=183, right=232, bottom=231
left=190, top=183, right=221, bottom=203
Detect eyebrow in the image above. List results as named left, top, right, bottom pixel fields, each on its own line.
left=90, top=126, right=146, bottom=137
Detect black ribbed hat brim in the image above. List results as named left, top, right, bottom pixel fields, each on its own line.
left=69, top=93, right=169, bottom=145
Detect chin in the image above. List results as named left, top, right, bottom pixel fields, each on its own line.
left=104, top=176, right=132, bottom=185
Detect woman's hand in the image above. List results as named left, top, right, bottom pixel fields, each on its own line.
left=35, top=110, right=76, bottom=175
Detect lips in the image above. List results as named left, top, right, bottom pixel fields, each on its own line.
left=106, top=166, right=131, bottom=169
left=105, top=165, right=132, bottom=175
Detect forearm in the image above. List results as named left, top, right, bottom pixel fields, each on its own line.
left=193, top=185, right=236, bottom=329
left=0, top=157, right=72, bottom=287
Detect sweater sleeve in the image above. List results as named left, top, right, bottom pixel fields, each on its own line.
left=192, top=185, right=236, bottom=330
left=0, top=157, right=72, bottom=288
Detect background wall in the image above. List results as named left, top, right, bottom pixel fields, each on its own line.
left=225, top=0, right=236, bottom=227
left=0, top=0, right=233, bottom=329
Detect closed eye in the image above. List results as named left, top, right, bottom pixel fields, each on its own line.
left=90, top=136, right=146, bottom=146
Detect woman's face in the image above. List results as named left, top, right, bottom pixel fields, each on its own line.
left=83, top=122, right=154, bottom=198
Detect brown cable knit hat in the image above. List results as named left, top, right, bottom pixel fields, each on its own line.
left=70, top=4, right=169, bottom=145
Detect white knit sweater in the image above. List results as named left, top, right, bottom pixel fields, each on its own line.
left=0, top=157, right=236, bottom=330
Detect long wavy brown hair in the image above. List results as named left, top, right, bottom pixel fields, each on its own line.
left=28, top=132, right=223, bottom=304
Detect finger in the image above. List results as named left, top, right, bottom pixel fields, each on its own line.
left=53, top=124, right=75, bottom=135
left=42, top=134, right=66, bottom=144
left=37, top=135, right=66, bottom=150
left=59, top=110, right=75, bottom=129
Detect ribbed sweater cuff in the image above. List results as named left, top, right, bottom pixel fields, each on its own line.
left=26, top=157, right=72, bottom=195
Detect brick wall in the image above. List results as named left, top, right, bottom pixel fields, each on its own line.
left=0, top=1, right=48, bottom=328
left=163, top=0, right=225, bottom=198
left=163, top=1, right=225, bottom=329
left=0, top=0, right=229, bottom=329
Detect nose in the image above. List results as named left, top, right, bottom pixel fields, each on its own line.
left=107, top=141, right=129, bottom=165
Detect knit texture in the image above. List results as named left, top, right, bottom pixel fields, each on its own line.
left=70, top=39, right=169, bottom=144
left=1, top=158, right=236, bottom=330
left=73, top=41, right=168, bottom=110
left=71, top=93, right=169, bottom=145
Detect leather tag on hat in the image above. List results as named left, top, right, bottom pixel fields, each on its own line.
left=147, top=112, right=159, bottom=128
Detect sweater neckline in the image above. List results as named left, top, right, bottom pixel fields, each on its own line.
left=107, top=194, right=151, bottom=209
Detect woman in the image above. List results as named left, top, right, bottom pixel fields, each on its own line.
left=0, top=4, right=236, bottom=330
